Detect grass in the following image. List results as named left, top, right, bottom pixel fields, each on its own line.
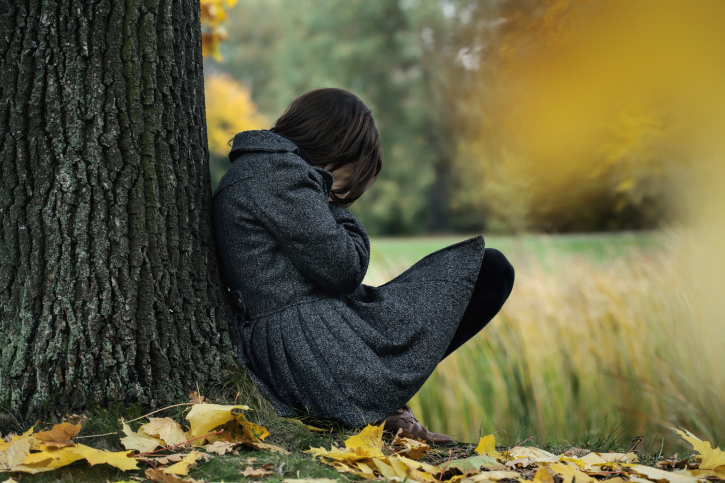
left=366, top=230, right=724, bottom=453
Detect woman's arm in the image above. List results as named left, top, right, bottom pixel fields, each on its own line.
left=248, top=154, right=370, bottom=294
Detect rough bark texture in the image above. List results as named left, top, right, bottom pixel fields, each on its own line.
left=0, top=0, right=233, bottom=428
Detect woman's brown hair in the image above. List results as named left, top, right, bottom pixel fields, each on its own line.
left=269, top=88, right=383, bottom=206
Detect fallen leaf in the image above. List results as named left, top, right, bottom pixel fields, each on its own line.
left=2, top=438, right=34, bottom=472
left=532, top=466, right=556, bottom=483
left=392, top=429, right=432, bottom=460
left=597, top=452, right=639, bottom=463
left=120, top=422, right=164, bottom=453
left=163, top=450, right=202, bottom=476
left=675, top=429, right=725, bottom=471
left=145, top=468, right=206, bottom=483
left=185, top=404, right=249, bottom=441
left=476, top=435, right=503, bottom=459
left=345, top=423, right=385, bottom=456
left=628, top=464, right=700, bottom=483
left=288, top=419, right=329, bottom=433
left=141, top=418, right=186, bottom=447
left=1, top=478, right=19, bottom=483
left=34, top=422, right=81, bottom=448
left=506, top=446, right=557, bottom=461
left=73, top=444, right=139, bottom=471
left=240, top=465, right=274, bottom=477
left=64, top=414, right=90, bottom=427
left=204, top=440, right=236, bottom=455
left=506, top=458, right=536, bottom=468
left=189, top=390, right=207, bottom=405
left=283, top=479, right=339, bottom=483
left=243, top=441, right=291, bottom=455
left=445, top=455, right=500, bottom=473
left=548, top=462, right=595, bottom=483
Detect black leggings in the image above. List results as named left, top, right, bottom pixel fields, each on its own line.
left=442, top=248, right=515, bottom=360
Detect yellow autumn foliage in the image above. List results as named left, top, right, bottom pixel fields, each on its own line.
left=204, top=74, right=269, bottom=159
left=200, top=0, right=237, bottom=60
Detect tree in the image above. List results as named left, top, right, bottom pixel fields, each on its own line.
left=0, top=0, right=233, bottom=429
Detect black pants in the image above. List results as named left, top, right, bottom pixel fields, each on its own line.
left=442, top=248, right=515, bottom=360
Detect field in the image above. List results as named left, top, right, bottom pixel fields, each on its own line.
left=365, top=231, right=724, bottom=451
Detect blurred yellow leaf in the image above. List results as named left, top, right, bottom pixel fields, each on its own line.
left=507, top=446, right=557, bottom=461
left=120, top=422, right=164, bottom=453
left=200, top=0, right=236, bottom=60
left=475, top=435, right=502, bottom=459
left=628, top=464, right=699, bottom=483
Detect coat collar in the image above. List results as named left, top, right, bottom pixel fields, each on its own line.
left=227, top=130, right=333, bottom=194
left=228, top=130, right=301, bottom=162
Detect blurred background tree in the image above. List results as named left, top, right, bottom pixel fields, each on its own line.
left=203, top=0, right=712, bottom=236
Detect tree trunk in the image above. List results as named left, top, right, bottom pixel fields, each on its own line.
left=0, top=0, right=233, bottom=428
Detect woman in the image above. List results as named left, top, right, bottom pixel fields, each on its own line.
left=212, top=88, right=514, bottom=445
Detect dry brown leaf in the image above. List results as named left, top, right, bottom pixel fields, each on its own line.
left=64, top=414, right=90, bottom=427
left=204, top=440, right=236, bottom=455
left=141, top=418, right=187, bottom=447
left=141, top=453, right=187, bottom=465
left=145, top=468, right=206, bottom=483
left=392, top=428, right=431, bottom=460
left=240, top=463, right=274, bottom=477
left=35, top=423, right=82, bottom=448
left=189, top=390, right=207, bottom=405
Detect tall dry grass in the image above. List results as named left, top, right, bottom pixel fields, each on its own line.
left=369, top=233, right=724, bottom=449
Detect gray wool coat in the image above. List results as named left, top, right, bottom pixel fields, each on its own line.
left=212, top=130, right=485, bottom=428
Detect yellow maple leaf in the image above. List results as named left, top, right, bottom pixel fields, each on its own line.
left=71, top=444, right=139, bottom=471
left=674, top=429, right=725, bottom=471
left=120, top=422, right=164, bottom=453
left=1, top=438, right=32, bottom=472
left=548, top=462, right=595, bottom=483
left=163, top=450, right=202, bottom=476
left=235, top=413, right=270, bottom=442
left=475, top=434, right=503, bottom=459
left=185, top=403, right=249, bottom=440
left=533, top=466, right=556, bottom=483
left=344, top=423, right=384, bottom=457
left=141, top=418, right=186, bottom=447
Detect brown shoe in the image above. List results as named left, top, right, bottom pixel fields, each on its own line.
left=383, top=405, right=455, bottom=446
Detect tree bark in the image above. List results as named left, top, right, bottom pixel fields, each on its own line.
left=0, top=0, right=233, bottom=428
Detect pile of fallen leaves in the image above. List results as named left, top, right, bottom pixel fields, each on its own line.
left=2, top=391, right=724, bottom=483
left=0, top=391, right=290, bottom=482
left=308, top=426, right=725, bottom=483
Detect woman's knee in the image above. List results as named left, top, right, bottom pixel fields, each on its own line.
left=480, top=248, right=515, bottom=298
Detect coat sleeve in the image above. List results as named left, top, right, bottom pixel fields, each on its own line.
left=248, top=154, right=370, bottom=294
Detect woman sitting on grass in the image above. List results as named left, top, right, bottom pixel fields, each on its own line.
left=212, top=88, right=514, bottom=445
